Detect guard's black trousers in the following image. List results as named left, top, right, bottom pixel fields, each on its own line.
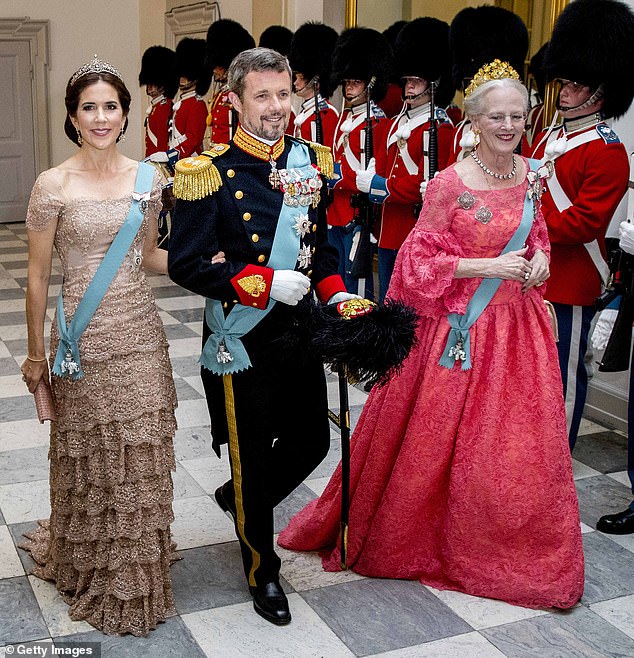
left=201, top=323, right=331, bottom=586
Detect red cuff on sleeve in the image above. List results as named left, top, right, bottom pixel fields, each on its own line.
left=230, top=264, right=274, bottom=309
left=315, top=274, right=346, bottom=303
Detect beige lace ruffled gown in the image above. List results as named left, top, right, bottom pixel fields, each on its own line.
left=20, top=169, right=178, bottom=636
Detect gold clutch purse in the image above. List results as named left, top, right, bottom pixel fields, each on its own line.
left=34, top=379, right=56, bottom=423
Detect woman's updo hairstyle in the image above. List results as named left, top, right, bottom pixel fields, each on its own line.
left=63, top=69, right=131, bottom=146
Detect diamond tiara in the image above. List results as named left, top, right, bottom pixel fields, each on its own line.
left=465, top=59, right=520, bottom=98
left=69, top=54, right=123, bottom=87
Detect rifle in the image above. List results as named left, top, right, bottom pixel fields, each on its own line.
left=313, top=77, right=323, bottom=145
left=349, top=76, right=377, bottom=280
left=427, top=80, right=438, bottom=180
left=417, top=80, right=438, bottom=215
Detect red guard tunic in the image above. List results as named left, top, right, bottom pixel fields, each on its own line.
left=375, top=103, right=453, bottom=250
left=144, top=95, right=172, bottom=157
left=531, top=117, right=629, bottom=306
left=525, top=103, right=545, bottom=148
left=447, top=119, right=471, bottom=165
left=293, top=97, right=339, bottom=149
left=207, top=85, right=233, bottom=145
left=170, top=90, right=208, bottom=159
left=378, top=82, right=405, bottom=120
left=328, top=102, right=390, bottom=227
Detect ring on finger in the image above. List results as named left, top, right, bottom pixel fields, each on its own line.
left=524, top=272, right=530, bottom=280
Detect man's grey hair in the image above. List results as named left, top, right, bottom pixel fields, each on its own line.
left=464, top=78, right=529, bottom=119
left=227, top=47, right=292, bottom=99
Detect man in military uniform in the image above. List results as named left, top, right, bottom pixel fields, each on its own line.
left=169, top=38, right=210, bottom=159
left=531, top=0, right=633, bottom=450
left=328, top=27, right=392, bottom=297
left=205, top=19, right=255, bottom=146
left=447, top=6, right=528, bottom=163
left=356, top=17, right=455, bottom=301
left=139, top=46, right=178, bottom=157
left=288, top=21, right=339, bottom=148
left=168, top=47, right=353, bottom=626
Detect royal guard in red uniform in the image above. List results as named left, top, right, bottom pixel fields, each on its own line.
left=288, top=22, right=339, bottom=147
left=169, top=38, right=211, bottom=159
left=205, top=19, right=255, bottom=146
left=531, top=0, right=633, bottom=450
left=139, top=46, right=178, bottom=157
left=356, top=18, right=455, bottom=301
left=448, top=6, right=528, bottom=164
left=327, top=28, right=392, bottom=297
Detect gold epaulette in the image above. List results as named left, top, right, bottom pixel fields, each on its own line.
left=307, top=141, right=334, bottom=180
left=173, top=144, right=230, bottom=201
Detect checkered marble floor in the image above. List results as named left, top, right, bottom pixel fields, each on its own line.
left=2, top=221, right=634, bottom=657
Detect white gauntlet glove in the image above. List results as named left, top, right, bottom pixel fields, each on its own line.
left=270, top=270, right=310, bottom=305
left=419, top=179, right=428, bottom=200
left=591, top=308, right=618, bottom=350
left=147, top=151, right=169, bottom=163
left=328, top=292, right=362, bottom=305
left=619, top=221, right=634, bottom=255
left=355, top=158, right=377, bottom=193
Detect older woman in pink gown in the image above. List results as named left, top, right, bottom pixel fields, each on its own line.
left=279, top=72, right=584, bottom=610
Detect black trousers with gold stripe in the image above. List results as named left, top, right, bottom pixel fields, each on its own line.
left=201, top=318, right=331, bottom=586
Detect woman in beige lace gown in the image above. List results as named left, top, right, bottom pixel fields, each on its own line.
left=20, top=59, right=179, bottom=636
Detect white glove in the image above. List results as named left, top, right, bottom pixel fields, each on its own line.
left=355, top=157, right=376, bottom=193
left=270, top=270, right=310, bottom=305
left=147, top=151, right=169, bottom=163
left=591, top=308, right=618, bottom=350
left=420, top=179, right=428, bottom=200
left=619, top=221, right=634, bottom=255
left=328, top=292, right=362, bottom=305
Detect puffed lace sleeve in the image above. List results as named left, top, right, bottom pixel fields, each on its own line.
left=25, top=170, right=64, bottom=232
left=388, top=170, right=465, bottom=316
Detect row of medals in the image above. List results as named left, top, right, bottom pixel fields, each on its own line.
left=269, top=158, right=322, bottom=208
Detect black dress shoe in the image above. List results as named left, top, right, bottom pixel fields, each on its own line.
left=596, top=507, right=634, bottom=535
left=249, top=581, right=291, bottom=625
left=214, top=485, right=236, bottom=523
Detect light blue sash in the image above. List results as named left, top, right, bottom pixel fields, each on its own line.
left=439, top=159, right=539, bottom=371
left=52, top=162, right=155, bottom=379
left=201, top=142, right=313, bottom=375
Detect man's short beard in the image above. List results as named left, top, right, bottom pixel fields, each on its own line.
left=243, top=116, right=288, bottom=141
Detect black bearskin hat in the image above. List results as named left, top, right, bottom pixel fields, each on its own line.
left=206, top=19, right=256, bottom=72
left=259, top=25, right=293, bottom=56
left=383, top=21, right=407, bottom=48
left=175, top=38, right=211, bottom=96
left=139, top=46, right=178, bottom=99
left=528, top=43, right=548, bottom=101
left=394, top=18, right=455, bottom=108
left=331, top=28, right=393, bottom=102
left=543, top=0, right=634, bottom=119
left=289, top=22, right=339, bottom=99
left=449, top=6, right=528, bottom=90
left=383, top=21, right=408, bottom=83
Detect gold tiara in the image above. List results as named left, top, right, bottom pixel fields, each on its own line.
left=69, top=54, right=122, bottom=87
left=465, top=59, right=520, bottom=98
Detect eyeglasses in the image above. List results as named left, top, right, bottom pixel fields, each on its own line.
left=480, top=113, right=527, bottom=125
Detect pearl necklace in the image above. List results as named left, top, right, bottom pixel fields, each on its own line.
left=471, top=149, right=517, bottom=180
